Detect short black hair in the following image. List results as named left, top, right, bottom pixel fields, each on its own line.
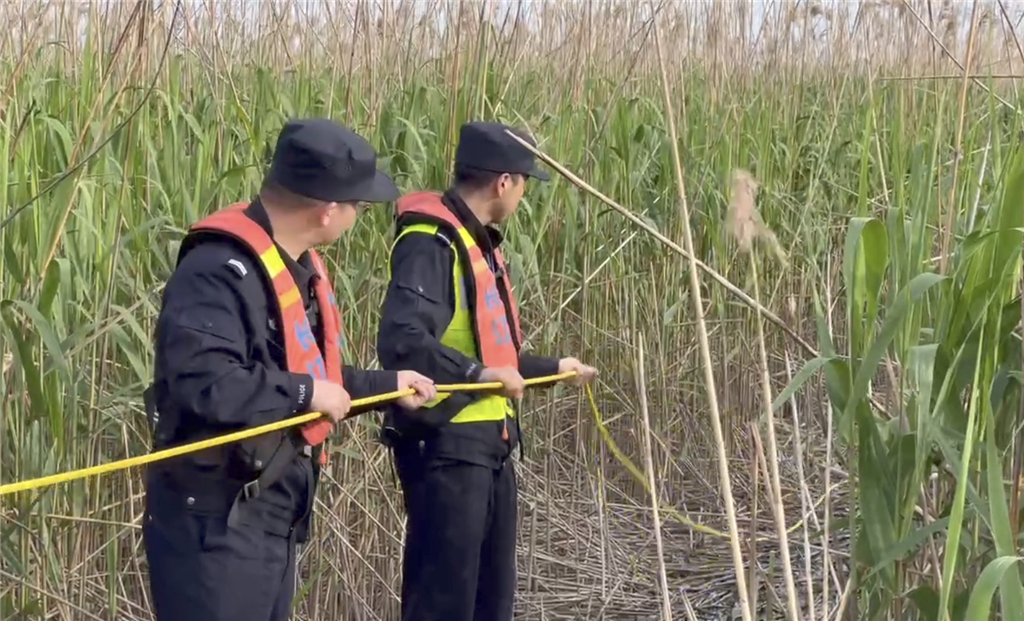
left=451, top=164, right=524, bottom=192
left=259, top=179, right=328, bottom=209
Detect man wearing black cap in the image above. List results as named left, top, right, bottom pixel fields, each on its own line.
left=142, top=118, right=437, bottom=621
left=376, top=120, right=598, bottom=621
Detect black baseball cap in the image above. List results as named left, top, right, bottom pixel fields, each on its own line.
left=266, top=118, right=400, bottom=204
left=453, top=121, right=551, bottom=182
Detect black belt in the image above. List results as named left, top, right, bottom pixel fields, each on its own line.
left=226, top=433, right=313, bottom=530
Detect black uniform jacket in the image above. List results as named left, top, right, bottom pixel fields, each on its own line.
left=376, top=190, right=560, bottom=469
left=147, top=199, right=397, bottom=542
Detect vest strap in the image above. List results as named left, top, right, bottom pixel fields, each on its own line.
left=226, top=431, right=312, bottom=530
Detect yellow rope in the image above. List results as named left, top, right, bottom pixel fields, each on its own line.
left=2, top=373, right=824, bottom=549
left=0, top=372, right=576, bottom=496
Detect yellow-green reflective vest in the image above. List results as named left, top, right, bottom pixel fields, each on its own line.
left=389, top=223, right=515, bottom=424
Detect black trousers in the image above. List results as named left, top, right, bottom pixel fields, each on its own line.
left=395, top=454, right=518, bottom=621
left=142, top=486, right=298, bottom=621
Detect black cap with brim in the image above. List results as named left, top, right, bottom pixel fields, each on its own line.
left=333, top=169, right=401, bottom=203
left=524, top=162, right=551, bottom=182
left=506, top=127, right=552, bottom=181
left=268, top=118, right=401, bottom=205
left=268, top=164, right=400, bottom=204
left=455, top=121, right=553, bottom=183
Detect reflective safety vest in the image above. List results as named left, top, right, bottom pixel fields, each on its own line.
left=189, top=202, right=344, bottom=465
left=391, top=191, right=523, bottom=427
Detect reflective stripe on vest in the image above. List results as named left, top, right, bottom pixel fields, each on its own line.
left=390, top=192, right=523, bottom=424
left=188, top=202, right=344, bottom=463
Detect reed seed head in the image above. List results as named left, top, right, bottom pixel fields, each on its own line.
left=725, top=168, right=788, bottom=268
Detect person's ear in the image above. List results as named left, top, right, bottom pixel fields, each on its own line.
left=496, top=173, right=513, bottom=198
left=318, top=202, right=338, bottom=227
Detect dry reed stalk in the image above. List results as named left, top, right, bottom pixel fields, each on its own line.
left=747, top=433, right=761, bottom=615
left=822, top=262, right=838, bottom=621
left=726, top=168, right=801, bottom=621
left=750, top=424, right=772, bottom=603
left=635, top=334, right=673, bottom=621
left=783, top=347, right=822, bottom=621
left=650, top=11, right=752, bottom=621
left=679, top=591, right=700, bottom=621
left=1014, top=268, right=1024, bottom=538
left=833, top=566, right=856, bottom=620
left=524, top=495, right=540, bottom=595
left=941, top=0, right=983, bottom=276
left=341, top=3, right=362, bottom=123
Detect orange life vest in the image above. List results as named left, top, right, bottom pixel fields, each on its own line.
left=189, top=202, right=343, bottom=465
left=394, top=191, right=523, bottom=369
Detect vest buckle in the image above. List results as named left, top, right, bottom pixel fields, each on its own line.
left=242, top=479, right=261, bottom=500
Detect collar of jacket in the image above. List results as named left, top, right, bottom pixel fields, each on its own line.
left=441, top=189, right=505, bottom=254
left=244, top=196, right=318, bottom=291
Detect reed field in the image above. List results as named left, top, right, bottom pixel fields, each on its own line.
left=2, top=1, right=1023, bottom=619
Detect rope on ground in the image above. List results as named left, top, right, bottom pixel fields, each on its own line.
left=0, top=372, right=577, bottom=496
left=584, top=384, right=827, bottom=543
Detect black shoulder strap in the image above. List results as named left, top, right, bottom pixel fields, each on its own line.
left=226, top=432, right=310, bottom=530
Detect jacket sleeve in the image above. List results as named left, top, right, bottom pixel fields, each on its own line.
left=154, top=247, right=314, bottom=429
left=376, top=232, right=484, bottom=384
left=341, top=367, right=398, bottom=416
left=519, top=354, right=561, bottom=380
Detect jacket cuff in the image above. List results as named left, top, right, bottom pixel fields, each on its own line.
left=519, top=354, right=560, bottom=380
left=342, top=367, right=400, bottom=401
left=343, top=369, right=399, bottom=417
left=289, top=373, right=315, bottom=413
left=464, top=361, right=484, bottom=382
left=367, top=369, right=400, bottom=398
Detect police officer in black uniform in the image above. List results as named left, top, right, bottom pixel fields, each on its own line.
left=143, top=118, right=436, bottom=621
left=376, top=121, right=598, bottom=621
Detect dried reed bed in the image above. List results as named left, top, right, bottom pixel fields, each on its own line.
left=2, top=1, right=1022, bottom=619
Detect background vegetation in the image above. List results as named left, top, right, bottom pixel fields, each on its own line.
left=1, top=1, right=1022, bottom=619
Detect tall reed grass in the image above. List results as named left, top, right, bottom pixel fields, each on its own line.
left=2, top=1, right=1022, bottom=619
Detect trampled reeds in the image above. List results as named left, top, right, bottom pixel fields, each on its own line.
left=2, top=1, right=1023, bottom=620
